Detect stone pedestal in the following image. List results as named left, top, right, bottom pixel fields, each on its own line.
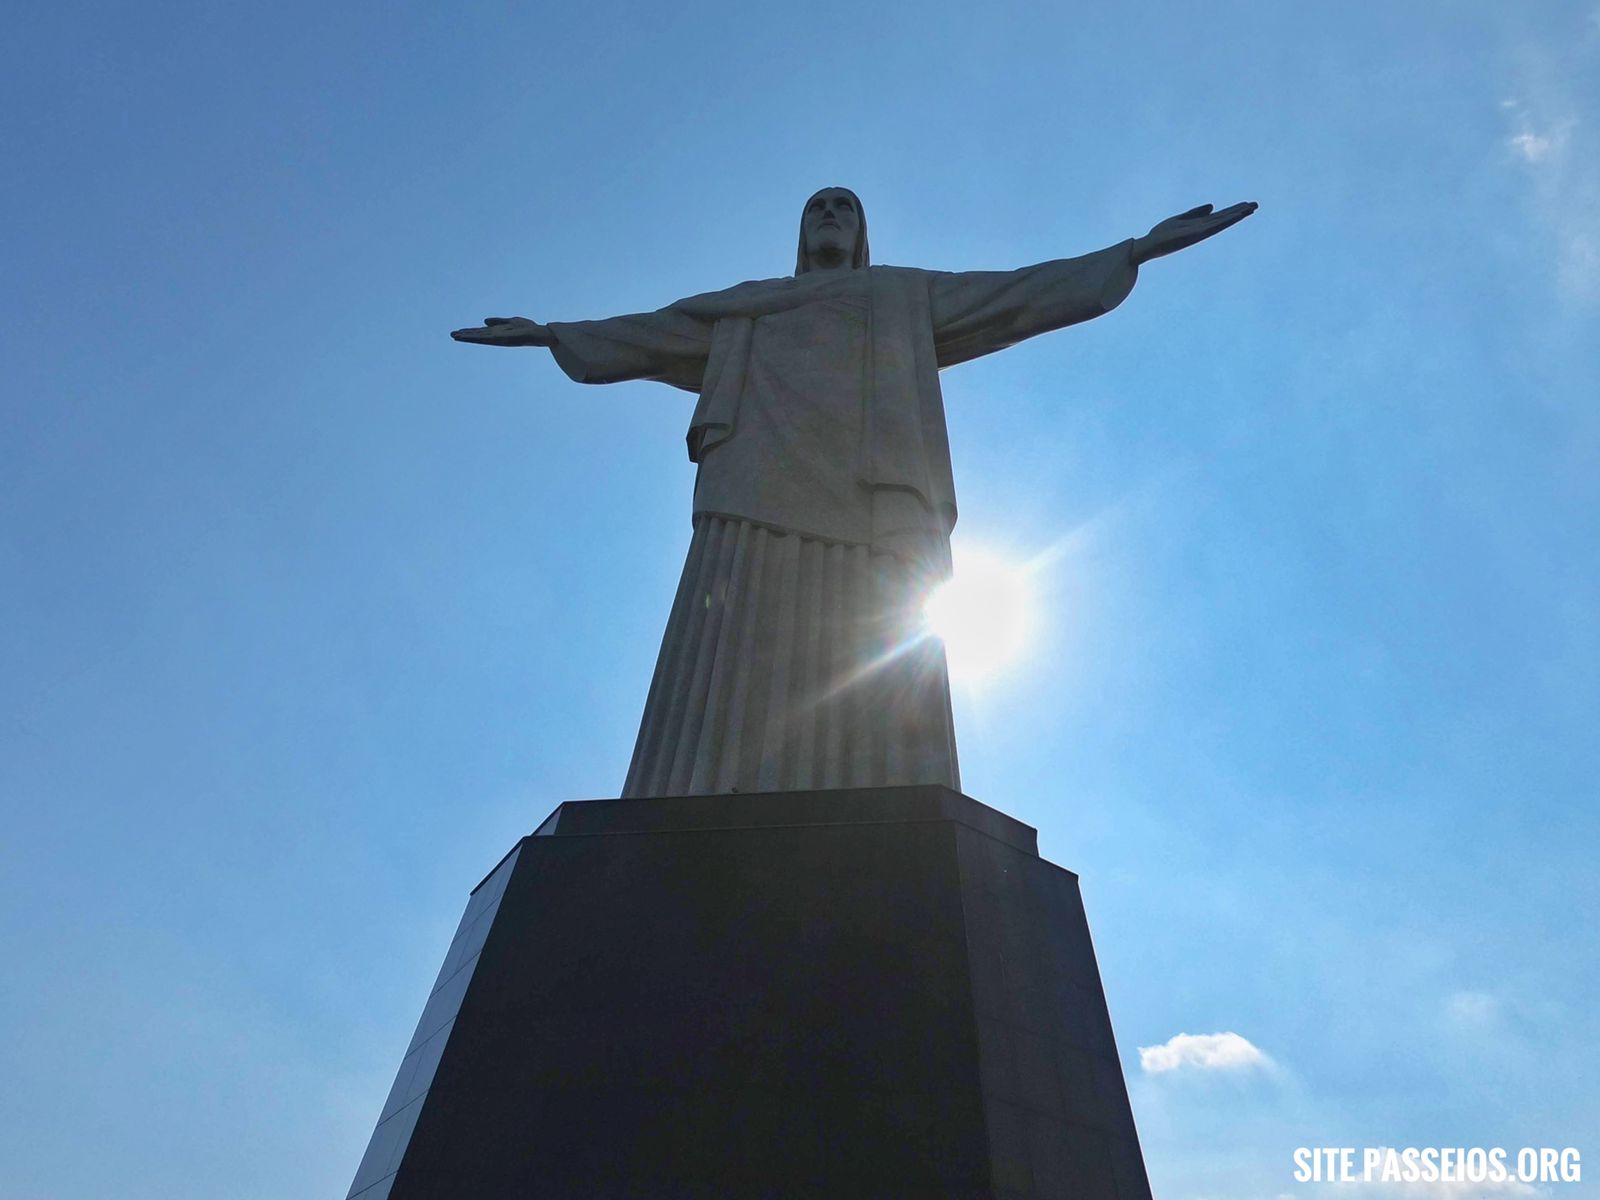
left=346, top=786, right=1151, bottom=1200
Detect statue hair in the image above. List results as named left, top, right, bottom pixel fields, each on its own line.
left=795, top=187, right=870, bottom=275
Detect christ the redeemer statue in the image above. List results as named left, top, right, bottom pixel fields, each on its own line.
left=452, top=188, right=1255, bottom=799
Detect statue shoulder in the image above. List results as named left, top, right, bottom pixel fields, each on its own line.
left=669, top=273, right=798, bottom=317
left=865, top=265, right=941, bottom=305
left=868, top=264, right=941, bottom=292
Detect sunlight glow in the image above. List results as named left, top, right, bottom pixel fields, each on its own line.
left=923, top=548, right=1034, bottom=684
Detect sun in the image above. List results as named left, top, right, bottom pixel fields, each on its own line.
left=922, top=547, right=1035, bottom=684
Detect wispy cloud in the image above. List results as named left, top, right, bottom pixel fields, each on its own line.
left=1501, top=19, right=1600, bottom=302
left=1507, top=126, right=1566, bottom=164
left=1138, top=1031, right=1273, bottom=1074
left=1442, top=989, right=1502, bottom=1030
left=1343, top=1174, right=1538, bottom=1199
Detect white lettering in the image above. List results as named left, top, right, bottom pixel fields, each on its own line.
left=1293, top=1148, right=1312, bottom=1183
left=1294, top=1144, right=1581, bottom=1184
left=1488, top=1148, right=1508, bottom=1182
left=1560, top=1148, right=1581, bottom=1182
left=1419, top=1147, right=1440, bottom=1182
left=1378, top=1148, right=1402, bottom=1182
left=1465, top=1147, right=1488, bottom=1181
left=1400, top=1147, right=1422, bottom=1183
left=1363, top=1148, right=1382, bottom=1180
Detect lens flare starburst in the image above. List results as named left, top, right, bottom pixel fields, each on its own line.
left=923, top=548, right=1034, bottom=684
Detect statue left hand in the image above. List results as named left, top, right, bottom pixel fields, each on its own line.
left=1132, top=201, right=1258, bottom=265
left=450, top=316, right=556, bottom=347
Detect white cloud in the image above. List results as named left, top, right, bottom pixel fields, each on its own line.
left=1508, top=128, right=1561, bottom=163
left=1138, top=1031, right=1273, bottom=1074
left=1440, top=988, right=1548, bottom=1058
left=1501, top=94, right=1575, bottom=167
left=1348, top=1175, right=1538, bottom=1199
left=1500, top=26, right=1600, bottom=302
left=1443, top=989, right=1502, bottom=1029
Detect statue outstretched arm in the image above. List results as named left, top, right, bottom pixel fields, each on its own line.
left=451, top=307, right=713, bottom=394
left=931, top=200, right=1257, bottom=368
left=930, top=243, right=1139, bottom=368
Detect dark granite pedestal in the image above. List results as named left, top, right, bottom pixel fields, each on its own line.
left=346, top=786, right=1151, bottom=1200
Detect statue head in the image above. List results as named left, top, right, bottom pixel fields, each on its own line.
left=796, top=187, right=869, bottom=274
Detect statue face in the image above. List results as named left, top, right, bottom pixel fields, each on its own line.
left=802, top=188, right=861, bottom=265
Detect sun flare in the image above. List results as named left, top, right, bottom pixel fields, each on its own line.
left=923, top=548, right=1034, bottom=684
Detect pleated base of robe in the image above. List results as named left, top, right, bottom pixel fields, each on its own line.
left=622, top=515, right=962, bottom=798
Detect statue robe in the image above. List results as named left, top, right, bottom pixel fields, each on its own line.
left=548, top=242, right=1138, bottom=797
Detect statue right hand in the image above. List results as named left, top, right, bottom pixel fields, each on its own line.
left=450, top=316, right=555, bottom=347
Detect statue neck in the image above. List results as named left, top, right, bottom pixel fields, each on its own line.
left=807, top=246, right=853, bottom=272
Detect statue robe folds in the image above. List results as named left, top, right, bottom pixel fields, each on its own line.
left=548, top=243, right=1138, bottom=798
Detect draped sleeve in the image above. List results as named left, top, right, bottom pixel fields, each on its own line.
left=546, top=306, right=714, bottom=393
left=930, top=240, right=1140, bottom=369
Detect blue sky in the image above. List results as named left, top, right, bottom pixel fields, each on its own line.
left=3, top=2, right=1597, bottom=1197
